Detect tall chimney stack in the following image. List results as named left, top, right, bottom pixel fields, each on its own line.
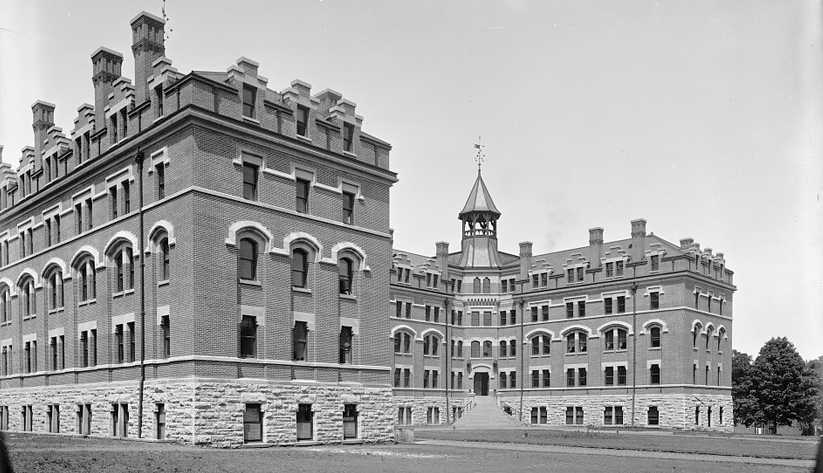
left=588, top=227, right=604, bottom=267
left=131, top=12, right=166, bottom=106
left=630, top=219, right=646, bottom=263
left=435, top=241, right=450, bottom=282
left=519, top=241, right=533, bottom=287
left=91, top=47, right=124, bottom=131
left=31, top=100, right=55, bottom=170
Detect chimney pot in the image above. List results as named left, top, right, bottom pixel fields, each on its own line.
left=91, top=47, right=124, bottom=130
left=630, top=219, right=647, bottom=262
left=679, top=237, right=693, bottom=249
left=131, top=12, right=165, bottom=106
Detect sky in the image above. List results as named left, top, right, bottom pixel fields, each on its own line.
left=0, top=1, right=821, bottom=360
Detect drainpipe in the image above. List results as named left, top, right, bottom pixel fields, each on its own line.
left=444, top=298, right=450, bottom=424
left=630, top=282, right=638, bottom=428
left=135, top=148, right=147, bottom=438
left=518, top=281, right=525, bottom=423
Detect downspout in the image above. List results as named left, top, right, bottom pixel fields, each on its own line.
left=444, top=298, right=450, bottom=424
left=630, top=282, right=638, bottom=427
left=518, top=281, right=525, bottom=423
left=136, top=148, right=147, bottom=438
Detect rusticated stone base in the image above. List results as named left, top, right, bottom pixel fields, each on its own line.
left=500, top=393, right=733, bottom=431
left=0, top=378, right=395, bottom=448
left=393, top=397, right=473, bottom=426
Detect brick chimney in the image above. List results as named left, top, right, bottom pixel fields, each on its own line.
left=679, top=237, right=694, bottom=249
left=436, top=241, right=450, bottom=282
left=91, top=47, right=124, bottom=131
left=519, top=241, right=533, bottom=285
left=131, top=12, right=165, bottom=106
left=31, top=100, right=55, bottom=170
left=630, top=219, right=646, bottom=263
left=588, top=227, right=603, bottom=267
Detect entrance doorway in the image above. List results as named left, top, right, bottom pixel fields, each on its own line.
left=473, top=372, right=489, bottom=396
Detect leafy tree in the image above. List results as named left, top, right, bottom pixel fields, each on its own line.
left=731, top=350, right=757, bottom=426
left=803, top=356, right=823, bottom=434
left=749, top=337, right=818, bottom=431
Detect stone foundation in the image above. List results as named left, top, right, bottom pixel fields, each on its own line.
left=393, top=396, right=473, bottom=426
left=0, top=378, right=395, bottom=447
left=502, top=393, right=733, bottom=431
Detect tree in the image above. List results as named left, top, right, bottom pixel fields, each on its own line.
left=803, top=356, right=823, bottom=435
left=749, top=337, right=819, bottom=431
left=732, top=349, right=757, bottom=426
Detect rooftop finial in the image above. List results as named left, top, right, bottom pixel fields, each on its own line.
left=474, top=136, right=485, bottom=173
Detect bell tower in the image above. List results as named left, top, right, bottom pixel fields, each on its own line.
left=457, top=141, right=503, bottom=267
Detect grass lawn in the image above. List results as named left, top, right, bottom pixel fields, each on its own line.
left=415, top=427, right=820, bottom=460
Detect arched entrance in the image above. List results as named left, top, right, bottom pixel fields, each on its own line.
left=470, top=364, right=493, bottom=396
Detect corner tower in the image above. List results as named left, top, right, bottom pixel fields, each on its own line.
left=458, top=169, right=503, bottom=267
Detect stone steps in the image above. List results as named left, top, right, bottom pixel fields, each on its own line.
left=453, top=396, right=524, bottom=429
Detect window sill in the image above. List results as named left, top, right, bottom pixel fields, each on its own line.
left=296, top=134, right=312, bottom=142
left=649, top=347, right=661, bottom=351
left=22, top=315, right=36, bottom=321
left=339, top=294, right=356, bottom=301
left=242, top=116, right=260, bottom=125
left=292, top=287, right=311, bottom=294
left=239, top=279, right=262, bottom=287
left=342, top=150, right=357, bottom=158
left=0, top=321, right=10, bottom=327
left=47, top=308, right=64, bottom=315
left=158, top=280, right=170, bottom=287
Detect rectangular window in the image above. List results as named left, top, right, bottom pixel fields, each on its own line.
left=242, top=163, right=258, bottom=200
left=161, top=315, right=170, bottom=358
left=242, top=84, right=256, bottom=118
left=510, top=310, right=516, bottom=325
left=604, top=406, right=613, bottom=425
left=618, top=366, right=627, bottom=385
left=565, top=406, right=574, bottom=425
left=394, top=368, right=401, bottom=387
left=532, top=274, right=539, bottom=287
left=531, top=370, right=539, bottom=388
left=651, top=364, right=661, bottom=384
left=296, top=105, right=310, bottom=137
left=616, top=261, right=624, bottom=276
left=155, top=403, right=166, bottom=440
left=81, top=331, right=89, bottom=367
left=86, top=198, right=93, bottom=230
left=55, top=215, right=61, bottom=243
left=115, top=325, right=124, bottom=363
left=531, top=407, right=538, bottom=424
left=406, top=302, right=412, bottom=319
left=531, top=307, right=538, bottom=322
left=122, top=181, right=130, bottom=214
left=343, top=122, right=354, bottom=152
left=566, top=368, right=575, bottom=387
left=127, top=322, right=135, bottom=362
left=542, top=369, right=550, bottom=387
left=605, top=298, right=613, bottom=314
left=120, top=108, right=128, bottom=138
left=404, top=368, right=411, bottom=387
left=155, top=85, right=164, bottom=117
left=342, top=192, right=355, bottom=224
left=343, top=404, right=358, bottom=437
left=471, top=312, right=480, bottom=326
left=48, top=404, right=60, bottom=433
left=605, top=366, right=614, bottom=386
left=578, top=301, right=586, bottom=317
left=510, top=371, right=516, bottom=388
left=483, top=311, right=492, bottom=326
left=576, top=267, right=584, bottom=282
left=156, top=163, right=166, bottom=199
left=650, top=255, right=660, bottom=271
left=565, top=302, right=573, bottom=319
left=499, top=311, right=506, bottom=326
left=650, top=292, right=659, bottom=310
left=501, top=280, right=508, bottom=293
left=541, top=305, right=549, bottom=321
left=296, top=178, right=310, bottom=213
left=46, top=220, right=52, bottom=246
left=111, top=113, right=119, bottom=143
left=541, top=273, right=548, bottom=287
left=240, top=315, right=257, bottom=358
left=243, top=403, right=263, bottom=443
left=617, top=296, right=626, bottom=313
left=578, top=368, right=587, bottom=386
left=76, top=203, right=83, bottom=233
left=605, top=262, right=613, bottom=277
left=615, top=406, right=623, bottom=425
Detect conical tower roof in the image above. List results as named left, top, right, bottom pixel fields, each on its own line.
left=458, top=170, right=501, bottom=219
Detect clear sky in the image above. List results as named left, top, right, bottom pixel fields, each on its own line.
left=1, top=1, right=820, bottom=359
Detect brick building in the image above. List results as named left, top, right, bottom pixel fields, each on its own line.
left=390, top=169, right=736, bottom=431
left=0, top=12, right=396, bottom=447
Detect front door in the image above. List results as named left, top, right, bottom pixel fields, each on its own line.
left=473, top=373, right=489, bottom=396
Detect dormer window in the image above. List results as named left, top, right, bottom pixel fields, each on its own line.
left=155, top=84, right=164, bottom=117
left=343, top=123, right=355, bottom=152
left=242, top=84, right=256, bottom=118
left=296, top=105, right=309, bottom=137
left=110, top=113, right=118, bottom=143
left=650, top=255, right=660, bottom=271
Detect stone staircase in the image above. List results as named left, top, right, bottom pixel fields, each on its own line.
left=452, top=396, right=524, bottom=430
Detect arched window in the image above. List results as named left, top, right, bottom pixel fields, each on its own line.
left=339, top=257, right=353, bottom=295
left=423, top=334, right=439, bottom=356
left=499, top=340, right=507, bottom=358
left=705, top=326, right=714, bottom=350
left=112, top=246, right=134, bottom=293
left=76, top=257, right=96, bottom=302
left=239, top=238, right=258, bottom=281
left=457, top=340, right=463, bottom=357
left=717, top=328, right=725, bottom=352
left=292, top=248, right=308, bottom=288
left=510, top=339, right=517, bottom=356
left=20, top=279, right=35, bottom=317
left=482, top=277, right=491, bottom=294
left=473, top=277, right=481, bottom=294
left=531, top=335, right=551, bottom=356
left=566, top=332, right=587, bottom=353
left=649, top=326, right=661, bottom=348
left=394, top=331, right=413, bottom=354
left=483, top=341, right=492, bottom=358
left=159, top=237, right=170, bottom=281
left=46, top=270, right=64, bottom=311
left=0, top=286, right=9, bottom=323
left=471, top=341, right=480, bottom=358
left=603, top=327, right=627, bottom=352
left=693, top=323, right=702, bottom=348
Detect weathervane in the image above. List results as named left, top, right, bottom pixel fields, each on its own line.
left=474, top=136, right=485, bottom=172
